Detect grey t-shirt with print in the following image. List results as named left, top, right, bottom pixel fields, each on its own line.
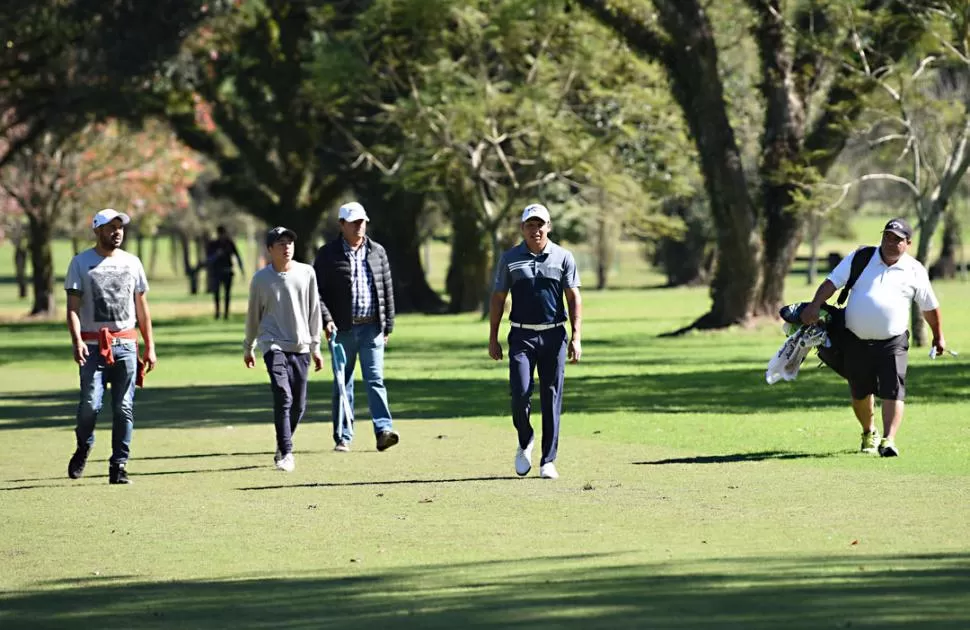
left=64, top=248, right=149, bottom=334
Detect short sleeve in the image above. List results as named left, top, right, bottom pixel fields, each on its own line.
left=562, top=251, right=580, bottom=289
left=492, top=253, right=511, bottom=292
left=825, top=250, right=855, bottom=290
left=134, top=258, right=149, bottom=294
left=64, top=256, right=83, bottom=294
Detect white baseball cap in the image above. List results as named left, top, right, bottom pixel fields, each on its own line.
left=521, top=203, right=551, bottom=224
left=338, top=202, right=370, bottom=222
left=92, top=208, right=131, bottom=230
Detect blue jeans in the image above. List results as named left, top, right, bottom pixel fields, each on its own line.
left=75, top=341, right=138, bottom=465
left=331, top=323, right=393, bottom=444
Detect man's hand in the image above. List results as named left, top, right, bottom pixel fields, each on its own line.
left=324, top=321, right=337, bottom=341
left=73, top=342, right=89, bottom=367
left=568, top=338, right=582, bottom=364
left=932, top=335, right=946, bottom=357
left=800, top=303, right=822, bottom=325
left=142, top=346, right=158, bottom=373
left=244, top=351, right=256, bottom=368
left=312, top=351, right=324, bottom=372
left=488, top=338, right=503, bottom=361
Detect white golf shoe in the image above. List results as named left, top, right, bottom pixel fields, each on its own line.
left=515, top=438, right=534, bottom=476
left=539, top=462, right=559, bottom=479
left=276, top=452, right=295, bottom=472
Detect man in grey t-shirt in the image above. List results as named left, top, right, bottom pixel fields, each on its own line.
left=64, top=208, right=157, bottom=485
left=244, top=227, right=323, bottom=472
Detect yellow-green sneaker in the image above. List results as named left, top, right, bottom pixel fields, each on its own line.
left=860, top=430, right=879, bottom=454
left=878, top=438, right=899, bottom=457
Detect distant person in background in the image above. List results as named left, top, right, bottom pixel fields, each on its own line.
left=489, top=203, right=582, bottom=480
left=312, top=201, right=400, bottom=453
left=205, top=225, right=245, bottom=320
left=64, top=208, right=157, bottom=485
left=244, top=227, right=324, bottom=472
left=801, top=217, right=945, bottom=457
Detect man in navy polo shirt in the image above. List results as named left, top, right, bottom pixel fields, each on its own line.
left=488, top=203, right=582, bottom=479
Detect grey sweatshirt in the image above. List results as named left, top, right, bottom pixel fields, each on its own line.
left=244, top=261, right=322, bottom=355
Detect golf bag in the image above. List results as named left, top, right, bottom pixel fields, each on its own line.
left=799, top=246, right=876, bottom=379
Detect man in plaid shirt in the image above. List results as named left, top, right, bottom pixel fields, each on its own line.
left=313, top=202, right=399, bottom=453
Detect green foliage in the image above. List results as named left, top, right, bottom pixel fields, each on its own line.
left=0, top=0, right=226, bottom=165
left=164, top=1, right=359, bottom=259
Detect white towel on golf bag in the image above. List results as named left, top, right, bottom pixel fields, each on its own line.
left=765, top=324, right=828, bottom=385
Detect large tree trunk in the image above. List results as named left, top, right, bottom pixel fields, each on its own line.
left=653, top=196, right=714, bottom=287
left=594, top=190, right=620, bottom=290
left=355, top=177, right=447, bottom=313
left=930, top=210, right=960, bottom=280
left=580, top=0, right=761, bottom=330
left=750, top=2, right=807, bottom=315
left=70, top=205, right=82, bottom=255
left=178, top=230, right=201, bottom=294
left=170, top=232, right=180, bottom=275
left=655, top=1, right=761, bottom=328
left=281, top=209, right=322, bottom=264
left=149, top=234, right=160, bottom=277
left=580, top=0, right=929, bottom=331
left=26, top=214, right=56, bottom=316
left=445, top=212, right=491, bottom=313
left=14, top=233, right=29, bottom=299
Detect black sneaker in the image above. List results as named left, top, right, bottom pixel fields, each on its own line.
left=109, top=463, right=131, bottom=485
left=877, top=438, right=900, bottom=458
left=376, top=430, right=400, bottom=452
left=68, top=447, right=90, bottom=479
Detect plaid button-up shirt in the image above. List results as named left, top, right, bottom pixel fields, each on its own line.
left=343, top=239, right=376, bottom=320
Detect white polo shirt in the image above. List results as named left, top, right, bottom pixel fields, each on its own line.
left=827, top=249, right=938, bottom=340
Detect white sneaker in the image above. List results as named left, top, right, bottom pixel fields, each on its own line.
left=276, top=452, right=295, bottom=472
left=539, top=462, right=559, bottom=479
left=515, top=438, right=534, bottom=476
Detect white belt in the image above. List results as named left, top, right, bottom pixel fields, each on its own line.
left=510, top=321, right=565, bottom=331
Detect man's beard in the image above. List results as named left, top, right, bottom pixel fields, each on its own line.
left=99, top=234, right=120, bottom=251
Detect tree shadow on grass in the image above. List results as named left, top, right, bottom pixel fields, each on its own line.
left=634, top=450, right=847, bottom=465
left=2, top=362, right=967, bottom=432
left=0, top=553, right=967, bottom=629
left=238, top=475, right=525, bottom=492
left=2, top=465, right=266, bottom=489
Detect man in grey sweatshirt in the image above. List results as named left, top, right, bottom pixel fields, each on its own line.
left=244, top=227, right=324, bottom=472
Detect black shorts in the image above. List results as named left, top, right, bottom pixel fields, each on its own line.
left=844, top=330, right=909, bottom=401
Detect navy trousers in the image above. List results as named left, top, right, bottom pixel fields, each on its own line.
left=508, top=326, right=566, bottom=465
left=264, top=350, right=310, bottom=455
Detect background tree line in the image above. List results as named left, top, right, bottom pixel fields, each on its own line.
left=1, top=0, right=967, bottom=342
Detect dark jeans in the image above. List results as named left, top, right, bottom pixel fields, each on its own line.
left=211, top=271, right=233, bottom=319
left=264, top=350, right=310, bottom=455
left=845, top=330, right=909, bottom=401
left=75, top=341, right=138, bottom=465
left=508, top=326, right=566, bottom=465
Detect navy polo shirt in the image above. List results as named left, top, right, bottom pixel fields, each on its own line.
left=493, top=240, right=580, bottom=325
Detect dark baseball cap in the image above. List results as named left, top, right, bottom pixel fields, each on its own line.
left=883, top=218, right=913, bottom=240
left=266, top=226, right=297, bottom=247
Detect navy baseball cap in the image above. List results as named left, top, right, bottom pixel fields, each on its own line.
left=883, top=218, right=913, bottom=240
left=265, top=226, right=297, bottom=247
